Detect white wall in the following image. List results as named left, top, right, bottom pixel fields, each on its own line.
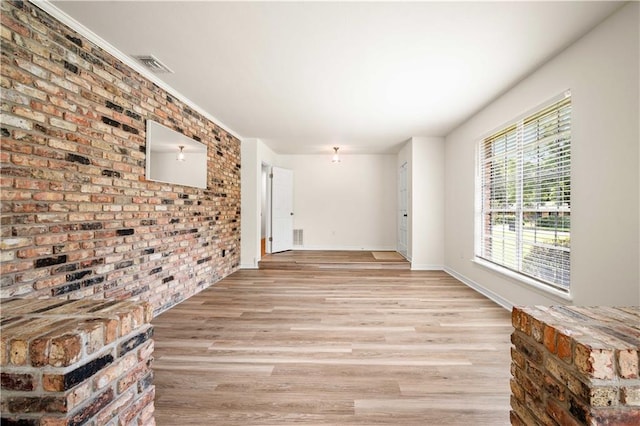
left=240, top=138, right=279, bottom=268
left=409, top=137, right=445, bottom=270
left=279, top=154, right=397, bottom=250
left=398, top=142, right=412, bottom=260
left=444, top=2, right=639, bottom=307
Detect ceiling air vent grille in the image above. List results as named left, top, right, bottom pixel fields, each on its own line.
left=133, top=55, right=174, bottom=74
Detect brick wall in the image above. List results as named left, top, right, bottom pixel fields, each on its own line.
left=1, top=298, right=155, bottom=425
left=0, top=0, right=241, bottom=315
left=511, top=306, right=640, bottom=425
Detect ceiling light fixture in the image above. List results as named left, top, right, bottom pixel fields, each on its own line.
left=332, top=147, right=341, bottom=163
left=177, top=145, right=185, bottom=161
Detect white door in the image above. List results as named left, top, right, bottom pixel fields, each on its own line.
left=398, top=162, right=408, bottom=258
left=271, top=167, right=294, bottom=253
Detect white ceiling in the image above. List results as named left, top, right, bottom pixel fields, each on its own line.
left=51, top=1, right=622, bottom=154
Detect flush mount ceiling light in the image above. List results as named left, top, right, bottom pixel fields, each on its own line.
left=133, top=54, right=174, bottom=74
left=332, top=147, right=341, bottom=163
left=177, top=145, right=185, bottom=161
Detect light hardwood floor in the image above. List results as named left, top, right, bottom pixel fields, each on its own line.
left=152, top=259, right=513, bottom=425
left=259, top=250, right=411, bottom=270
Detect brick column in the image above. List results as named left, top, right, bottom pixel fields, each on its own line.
left=511, top=306, right=639, bottom=425
left=1, top=298, right=155, bottom=425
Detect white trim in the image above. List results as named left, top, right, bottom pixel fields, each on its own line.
left=240, top=263, right=259, bottom=270
left=292, top=245, right=398, bottom=251
left=443, top=267, right=514, bottom=311
left=411, top=264, right=443, bottom=271
left=32, top=0, right=241, bottom=140
left=472, top=258, right=573, bottom=303
left=474, top=91, right=572, bottom=291
left=476, top=90, right=571, bottom=142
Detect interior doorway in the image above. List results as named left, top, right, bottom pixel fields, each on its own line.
left=270, top=166, right=294, bottom=253
left=260, top=163, right=271, bottom=256
left=398, top=162, right=408, bottom=259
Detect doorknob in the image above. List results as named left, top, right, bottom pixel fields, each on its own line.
left=403, top=214, right=408, bottom=217
left=290, top=212, right=294, bottom=216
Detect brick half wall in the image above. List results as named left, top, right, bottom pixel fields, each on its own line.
left=511, top=306, right=640, bottom=425
left=1, top=298, right=155, bottom=425
left=0, top=0, right=241, bottom=314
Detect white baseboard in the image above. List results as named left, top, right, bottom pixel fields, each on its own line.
left=292, top=245, right=397, bottom=251
left=411, top=264, right=444, bottom=271
left=240, top=263, right=258, bottom=269
left=443, top=267, right=514, bottom=311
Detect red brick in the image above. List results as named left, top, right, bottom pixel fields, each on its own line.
left=117, top=361, right=149, bottom=393
left=543, top=325, right=557, bottom=354
left=1, top=372, right=36, bottom=391
left=588, top=409, right=640, bottom=426
left=35, top=234, right=68, bottom=245
left=104, top=319, right=119, bottom=344
left=12, top=105, right=46, bottom=123
left=40, top=418, right=68, bottom=426
left=510, top=378, right=525, bottom=402
left=510, top=410, right=526, bottom=426
left=94, top=352, right=136, bottom=390
left=14, top=179, right=48, bottom=190
left=510, top=394, right=538, bottom=426
left=0, top=14, right=30, bottom=37
left=530, top=317, right=545, bottom=343
left=66, top=380, right=93, bottom=410
left=137, top=400, right=155, bottom=425
left=42, top=373, right=65, bottom=392
left=556, top=332, right=572, bottom=362
left=2, top=190, right=33, bottom=201
left=5, top=395, right=68, bottom=414
left=9, top=340, right=29, bottom=365
left=32, top=192, right=64, bottom=201
left=95, top=388, right=135, bottom=425
left=546, top=398, right=582, bottom=426
left=67, top=388, right=114, bottom=425
left=33, top=275, right=67, bottom=291
left=39, top=416, right=68, bottom=426
left=17, top=247, right=53, bottom=258
left=119, top=387, right=155, bottom=425
left=511, top=331, right=543, bottom=364
left=2, top=64, right=33, bottom=85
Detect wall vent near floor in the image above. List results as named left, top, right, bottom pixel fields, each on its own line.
left=293, top=229, right=303, bottom=246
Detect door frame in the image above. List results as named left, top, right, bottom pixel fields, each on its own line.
left=261, top=162, right=272, bottom=255
left=270, top=166, right=294, bottom=253
left=398, top=161, right=409, bottom=259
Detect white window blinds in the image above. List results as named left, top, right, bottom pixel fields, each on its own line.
left=478, top=95, right=571, bottom=290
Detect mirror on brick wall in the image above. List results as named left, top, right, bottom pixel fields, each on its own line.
left=145, top=120, right=208, bottom=188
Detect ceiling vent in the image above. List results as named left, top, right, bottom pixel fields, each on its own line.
left=133, top=55, right=174, bottom=74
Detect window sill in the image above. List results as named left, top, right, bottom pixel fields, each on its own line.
left=472, top=257, right=573, bottom=303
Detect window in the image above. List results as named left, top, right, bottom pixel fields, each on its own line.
left=477, top=93, right=571, bottom=291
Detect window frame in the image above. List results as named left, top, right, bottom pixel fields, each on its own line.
left=474, top=91, right=572, bottom=294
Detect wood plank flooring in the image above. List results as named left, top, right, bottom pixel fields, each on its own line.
left=258, top=250, right=410, bottom=270
left=152, top=266, right=513, bottom=425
